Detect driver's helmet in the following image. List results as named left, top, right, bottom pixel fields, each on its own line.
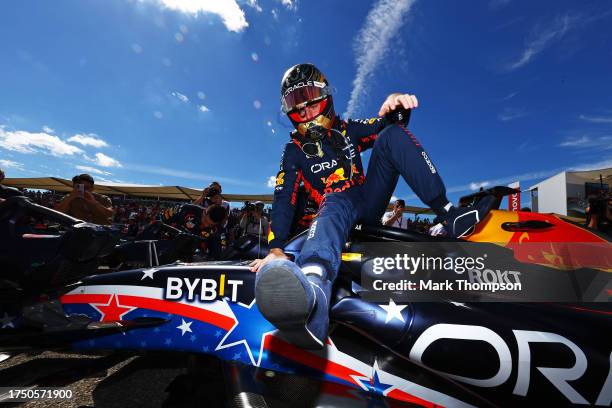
left=280, top=63, right=335, bottom=140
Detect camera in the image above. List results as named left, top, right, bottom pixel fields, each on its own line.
left=242, top=201, right=255, bottom=212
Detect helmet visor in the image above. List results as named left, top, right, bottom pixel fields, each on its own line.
left=281, top=81, right=330, bottom=113
left=287, top=98, right=328, bottom=123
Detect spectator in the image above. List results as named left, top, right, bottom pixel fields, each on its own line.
left=54, top=173, right=114, bottom=224
left=382, top=199, right=408, bottom=229
left=125, top=212, right=140, bottom=237
left=239, top=201, right=269, bottom=237
left=0, top=168, right=23, bottom=200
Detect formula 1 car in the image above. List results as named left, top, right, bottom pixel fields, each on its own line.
left=0, top=190, right=610, bottom=407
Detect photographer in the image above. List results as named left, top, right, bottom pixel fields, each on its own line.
left=239, top=201, right=269, bottom=238
left=194, top=182, right=230, bottom=211
left=55, top=174, right=114, bottom=225
left=0, top=168, right=23, bottom=200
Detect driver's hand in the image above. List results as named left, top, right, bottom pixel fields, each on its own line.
left=249, top=248, right=288, bottom=272
left=378, top=93, right=418, bottom=117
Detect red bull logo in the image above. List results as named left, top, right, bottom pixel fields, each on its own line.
left=321, top=168, right=347, bottom=189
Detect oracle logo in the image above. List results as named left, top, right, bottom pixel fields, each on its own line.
left=409, top=324, right=611, bottom=406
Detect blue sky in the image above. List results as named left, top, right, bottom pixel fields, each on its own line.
left=1, top=0, right=611, bottom=208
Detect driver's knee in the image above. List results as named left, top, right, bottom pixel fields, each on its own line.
left=375, top=123, right=421, bottom=151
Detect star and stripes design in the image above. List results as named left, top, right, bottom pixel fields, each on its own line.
left=60, top=282, right=473, bottom=408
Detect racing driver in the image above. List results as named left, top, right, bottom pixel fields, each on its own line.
left=251, top=63, right=490, bottom=349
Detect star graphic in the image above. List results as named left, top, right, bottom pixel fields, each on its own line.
left=90, top=294, right=136, bottom=322
left=354, top=360, right=394, bottom=403
left=215, top=299, right=276, bottom=367
left=202, top=346, right=210, bottom=352
left=232, top=352, right=242, bottom=360
left=140, top=341, right=148, bottom=347
left=164, top=338, right=173, bottom=345
left=214, top=330, right=223, bottom=338
left=141, top=268, right=158, bottom=280
left=379, top=299, right=407, bottom=323
left=190, top=335, right=197, bottom=342
left=1, top=313, right=15, bottom=328
left=176, top=319, right=193, bottom=336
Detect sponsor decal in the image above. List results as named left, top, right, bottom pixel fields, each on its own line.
left=275, top=171, right=285, bottom=186
left=409, top=324, right=612, bottom=405
left=321, top=168, right=347, bottom=188
left=307, top=220, right=318, bottom=239
left=421, top=151, right=436, bottom=174
left=508, top=181, right=520, bottom=212
left=284, top=80, right=321, bottom=96
left=311, top=160, right=339, bottom=174
left=164, top=275, right=244, bottom=303
left=184, top=213, right=196, bottom=230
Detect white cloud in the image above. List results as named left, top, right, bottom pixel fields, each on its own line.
left=505, top=14, right=575, bottom=71
left=280, top=0, right=297, bottom=11
left=469, top=181, right=491, bottom=191
left=345, top=0, right=416, bottom=117
left=497, top=91, right=518, bottom=103
left=245, top=0, right=262, bottom=12
left=0, top=128, right=83, bottom=156
left=558, top=135, right=612, bottom=149
left=266, top=175, right=276, bottom=188
left=271, top=8, right=279, bottom=20
left=497, top=107, right=529, bottom=122
left=76, top=165, right=112, bottom=176
left=0, top=159, right=23, bottom=170
left=142, top=0, right=249, bottom=32
left=89, top=152, right=122, bottom=168
left=68, top=133, right=109, bottom=148
left=579, top=114, right=612, bottom=124
left=127, top=163, right=256, bottom=187
left=42, top=126, right=55, bottom=134
left=443, top=158, right=612, bottom=196
left=199, top=105, right=210, bottom=112
left=171, top=91, right=189, bottom=103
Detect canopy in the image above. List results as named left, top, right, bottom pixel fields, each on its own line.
left=3, top=177, right=433, bottom=214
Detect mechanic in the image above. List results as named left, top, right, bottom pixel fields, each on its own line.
left=250, top=63, right=491, bottom=349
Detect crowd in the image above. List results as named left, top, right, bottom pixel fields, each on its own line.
left=5, top=169, right=606, bottom=257
left=0, top=170, right=445, bottom=243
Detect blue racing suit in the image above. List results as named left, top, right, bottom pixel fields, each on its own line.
left=269, top=115, right=449, bottom=281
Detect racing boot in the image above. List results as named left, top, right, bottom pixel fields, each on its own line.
left=255, top=259, right=331, bottom=349
left=443, top=195, right=496, bottom=238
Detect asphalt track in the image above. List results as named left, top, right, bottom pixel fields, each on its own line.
left=0, top=351, right=197, bottom=408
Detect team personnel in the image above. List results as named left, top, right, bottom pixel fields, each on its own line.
left=382, top=199, right=408, bottom=229
left=251, top=63, right=491, bottom=349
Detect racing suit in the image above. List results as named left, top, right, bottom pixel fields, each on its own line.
left=269, top=115, right=449, bottom=281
